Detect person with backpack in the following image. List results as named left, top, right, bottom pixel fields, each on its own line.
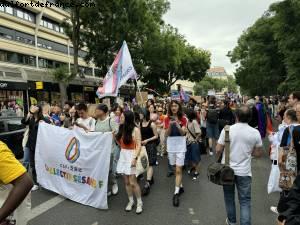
left=206, top=96, right=220, bottom=156
left=94, top=104, right=119, bottom=196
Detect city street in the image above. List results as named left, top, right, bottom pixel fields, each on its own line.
left=29, top=148, right=279, bottom=225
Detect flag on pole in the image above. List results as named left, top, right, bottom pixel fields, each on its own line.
left=96, top=41, right=137, bottom=98
left=179, top=86, right=189, bottom=103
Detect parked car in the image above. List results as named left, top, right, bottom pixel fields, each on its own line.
left=0, top=116, right=26, bottom=159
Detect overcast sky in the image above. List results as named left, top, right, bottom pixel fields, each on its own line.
left=164, top=0, right=279, bottom=74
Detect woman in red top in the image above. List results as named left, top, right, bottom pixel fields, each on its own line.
left=164, top=100, right=187, bottom=207
left=116, top=111, right=143, bottom=214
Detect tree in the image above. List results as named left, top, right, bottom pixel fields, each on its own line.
left=228, top=16, right=286, bottom=96
left=270, top=0, right=300, bottom=93
left=81, top=0, right=170, bottom=76
left=52, top=66, right=72, bottom=106
left=142, top=25, right=211, bottom=94
left=59, top=0, right=85, bottom=76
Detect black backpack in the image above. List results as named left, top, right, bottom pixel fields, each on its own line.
left=207, top=107, right=219, bottom=124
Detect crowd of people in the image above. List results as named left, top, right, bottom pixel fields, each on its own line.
left=1, top=91, right=300, bottom=225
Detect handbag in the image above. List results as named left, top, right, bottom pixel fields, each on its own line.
left=279, top=127, right=297, bottom=191
left=207, top=125, right=235, bottom=185
left=135, top=146, right=149, bottom=177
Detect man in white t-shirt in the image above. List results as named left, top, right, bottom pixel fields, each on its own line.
left=216, top=105, right=263, bottom=225
left=75, top=103, right=95, bottom=132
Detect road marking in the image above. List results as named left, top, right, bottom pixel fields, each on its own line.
left=91, top=222, right=98, bottom=225
left=29, top=195, right=65, bottom=220
left=192, top=219, right=200, bottom=224
left=189, top=208, right=195, bottom=215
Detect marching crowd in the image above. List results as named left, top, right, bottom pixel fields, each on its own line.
left=0, top=91, right=300, bottom=225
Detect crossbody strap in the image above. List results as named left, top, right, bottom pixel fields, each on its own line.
left=187, top=122, right=197, bottom=140
left=224, top=125, right=230, bottom=166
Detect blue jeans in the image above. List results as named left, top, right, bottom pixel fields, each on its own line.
left=23, top=147, right=30, bottom=171
left=223, top=176, right=252, bottom=225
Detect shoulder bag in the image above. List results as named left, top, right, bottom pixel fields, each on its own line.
left=207, top=125, right=235, bottom=185
left=279, top=127, right=297, bottom=191
left=133, top=128, right=149, bottom=177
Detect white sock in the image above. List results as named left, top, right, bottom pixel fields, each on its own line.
left=137, top=197, right=143, bottom=205
left=174, top=186, right=180, bottom=194
left=128, top=196, right=134, bottom=203
left=180, top=184, right=183, bottom=188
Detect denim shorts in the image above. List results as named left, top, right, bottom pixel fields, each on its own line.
left=206, top=122, right=219, bottom=139
left=185, top=142, right=201, bottom=164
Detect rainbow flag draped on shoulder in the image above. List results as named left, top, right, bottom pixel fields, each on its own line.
left=96, top=41, right=137, bottom=98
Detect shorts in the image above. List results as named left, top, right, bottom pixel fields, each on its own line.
left=206, top=122, right=219, bottom=139
left=168, top=152, right=185, bottom=166
left=185, top=142, right=201, bottom=164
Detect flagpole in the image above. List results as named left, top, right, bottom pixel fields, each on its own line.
left=133, top=76, right=144, bottom=107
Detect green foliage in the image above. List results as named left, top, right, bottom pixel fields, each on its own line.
left=228, top=17, right=286, bottom=96
left=52, top=66, right=73, bottom=83
left=230, top=0, right=300, bottom=96
left=193, top=76, right=238, bottom=96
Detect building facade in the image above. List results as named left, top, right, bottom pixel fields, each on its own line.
left=207, top=66, right=228, bottom=80
left=0, top=0, right=102, bottom=111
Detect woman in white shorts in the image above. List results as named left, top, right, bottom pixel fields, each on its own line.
left=116, top=111, right=143, bottom=214
left=164, top=100, right=187, bottom=207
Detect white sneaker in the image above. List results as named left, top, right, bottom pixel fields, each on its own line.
left=225, top=218, right=236, bottom=225
left=112, top=183, right=119, bottom=195
left=136, top=202, right=143, bottom=214
left=31, top=185, right=39, bottom=191
left=209, top=150, right=214, bottom=156
left=270, top=206, right=278, bottom=214
left=125, top=201, right=135, bottom=212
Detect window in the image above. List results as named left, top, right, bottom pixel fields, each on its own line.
left=0, top=6, right=4, bottom=12
left=60, top=27, right=64, bottom=33
left=5, top=7, right=13, bottom=14
left=16, top=10, right=24, bottom=18
left=40, top=20, right=43, bottom=26
left=54, top=25, right=60, bottom=32
left=47, top=22, right=53, bottom=30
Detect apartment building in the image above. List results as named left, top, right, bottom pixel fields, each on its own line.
left=0, top=0, right=102, bottom=108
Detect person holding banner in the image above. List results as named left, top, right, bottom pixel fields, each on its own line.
left=75, top=103, right=96, bottom=132
left=0, top=141, right=33, bottom=224
left=116, top=111, right=143, bottom=214
left=139, top=108, right=158, bottom=196
left=164, top=100, right=187, bottom=207
left=95, top=104, right=119, bottom=196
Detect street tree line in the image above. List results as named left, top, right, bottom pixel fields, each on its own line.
left=56, top=0, right=211, bottom=96
left=228, top=0, right=300, bottom=96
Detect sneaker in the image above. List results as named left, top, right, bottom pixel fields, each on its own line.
left=179, top=187, right=184, bottom=195
left=209, top=150, right=214, bottom=156
left=136, top=202, right=143, bottom=214
left=31, top=185, right=39, bottom=191
left=173, top=194, right=180, bottom=207
left=192, top=172, right=199, bottom=180
left=188, top=168, right=195, bottom=175
left=125, top=201, right=135, bottom=212
left=112, top=183, right=118, bottom=195
left=107, top=191, right=112, bottom=197
left=225, top=218, right=237, bottom=225
left=142, top=185, right=150, bottom=196
left=149, top=178, right=154, bottom=186
left=270, top=206, right=278, bottom=214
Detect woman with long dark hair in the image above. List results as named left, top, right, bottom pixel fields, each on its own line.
left=116, top=111, right=143, bottom=214
left=218, top=100, right=235, bottom=133
left=164, top=100, right=187, bottom=207
left=139, top=108, right=158, bottom=196
left=21, top=105, right=50, bottom=191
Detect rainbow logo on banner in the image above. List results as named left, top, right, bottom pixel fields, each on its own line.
left=65, top=137, right=80, bottom=164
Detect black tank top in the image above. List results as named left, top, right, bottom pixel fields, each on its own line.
left=141, top=121, right=155, bottom=141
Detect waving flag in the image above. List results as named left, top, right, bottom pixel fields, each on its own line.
left=97, top=41, right=137, bottom=98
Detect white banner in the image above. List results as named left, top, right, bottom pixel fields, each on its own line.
left=35, top=123, right=112, bottom=209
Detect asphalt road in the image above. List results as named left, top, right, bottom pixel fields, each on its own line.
left=28, top=146, right=280, bottom=225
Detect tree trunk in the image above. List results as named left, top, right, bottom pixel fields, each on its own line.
left=59, top=82, right=68, bottom=107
